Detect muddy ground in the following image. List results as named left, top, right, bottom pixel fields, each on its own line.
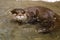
left=0, top=0, right=60, bottom=40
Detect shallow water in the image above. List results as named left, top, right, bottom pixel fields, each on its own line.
left=0, top=0, right=60, bottom=40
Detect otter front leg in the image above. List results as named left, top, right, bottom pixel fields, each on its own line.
left=27, top=17, right=37, bottom=24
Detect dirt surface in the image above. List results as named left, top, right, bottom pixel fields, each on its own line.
left=0, top=0, right=60, bottom=40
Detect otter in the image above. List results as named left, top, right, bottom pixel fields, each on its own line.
left=11, top=6, right=56, bottom=33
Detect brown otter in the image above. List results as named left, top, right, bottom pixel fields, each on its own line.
left=11, top=6, right=57, bottom=33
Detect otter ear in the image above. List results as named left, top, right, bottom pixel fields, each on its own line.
left=11, top=9, right=17, bottom=14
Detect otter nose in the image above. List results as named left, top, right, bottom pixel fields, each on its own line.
left=17, top=13, right=23, bottom=16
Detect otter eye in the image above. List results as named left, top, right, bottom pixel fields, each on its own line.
left=22, top=13, right=25, bottom=14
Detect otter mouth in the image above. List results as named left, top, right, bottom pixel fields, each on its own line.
left=16, top=16, right=27, bottom=21
left=16, top=16, right=26, bottom=20
left=13, top=14, right=28, bottom=23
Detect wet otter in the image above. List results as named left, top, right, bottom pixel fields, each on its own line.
left=11, top=6, right=56, bottom=33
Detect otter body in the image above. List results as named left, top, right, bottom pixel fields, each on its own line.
left=11, top=6, right=56, bottom=33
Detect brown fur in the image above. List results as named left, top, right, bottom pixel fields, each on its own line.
left=11, top=6, right=57, bottom=33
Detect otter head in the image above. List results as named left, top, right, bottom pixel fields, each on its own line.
left=11, top=8, right=28, bottom=22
